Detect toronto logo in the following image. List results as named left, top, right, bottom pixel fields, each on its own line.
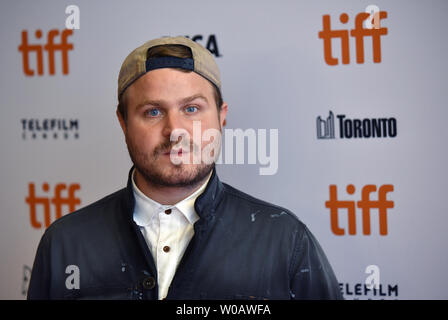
left=317, top=111, right=397, bottom=139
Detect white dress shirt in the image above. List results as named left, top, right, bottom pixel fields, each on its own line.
left=132, top=170, right=211, bottom=300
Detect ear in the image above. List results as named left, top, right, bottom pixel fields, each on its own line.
left=116, top=109, right=127, bottom=135
left=219, top=102, right=228, bottom=128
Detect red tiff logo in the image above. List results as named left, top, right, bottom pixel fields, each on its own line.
left=18, top=29, right=74, bottom=76
left=318, top=11, right=388, bottom=65
left=25, top=182, right=81, bottom=229
left=325, top=184, right=394, bottom=236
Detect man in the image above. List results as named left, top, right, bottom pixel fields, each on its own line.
left=27, top=36, right=342, bottom=300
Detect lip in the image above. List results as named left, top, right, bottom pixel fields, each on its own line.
left=163, top=149, right=190, bottom=156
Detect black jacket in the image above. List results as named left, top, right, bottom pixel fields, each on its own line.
left=27, top=168, right=342, bottom=300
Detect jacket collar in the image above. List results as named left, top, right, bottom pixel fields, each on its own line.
left=194, top=166, right=225, bottom=218
left=124, top=165, right=224, bottom=220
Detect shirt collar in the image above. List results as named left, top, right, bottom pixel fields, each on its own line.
left=132, top=169, right=212, bottom=226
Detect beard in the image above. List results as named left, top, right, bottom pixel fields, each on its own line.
left=126, top=135, right=216, bottom=189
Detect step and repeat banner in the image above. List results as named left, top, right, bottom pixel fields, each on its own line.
left=1, top=0, right=447, bottom=299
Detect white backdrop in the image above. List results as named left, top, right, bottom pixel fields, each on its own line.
left=1, top=0, right=447, bottom=299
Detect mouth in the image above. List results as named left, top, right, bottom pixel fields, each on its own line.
left=163, top=149, right=190, bottom=157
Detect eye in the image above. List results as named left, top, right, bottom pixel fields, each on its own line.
left=145, top=108, right=161, bottom=117
left=185, top=105, right=198, bottom=114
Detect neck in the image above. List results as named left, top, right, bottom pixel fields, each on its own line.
left=133, top=169, right=210, bottom=205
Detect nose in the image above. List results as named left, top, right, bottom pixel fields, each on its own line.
left=161, top=111, right=185, bottom=139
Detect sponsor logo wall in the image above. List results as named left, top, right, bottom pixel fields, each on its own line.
left=1, top=0, right=447, bottom=299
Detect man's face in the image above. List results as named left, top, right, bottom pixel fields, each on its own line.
left=118, top=68, right=227, bottom=188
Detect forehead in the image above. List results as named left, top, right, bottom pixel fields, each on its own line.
left=124, top=68, right=215, bottom=106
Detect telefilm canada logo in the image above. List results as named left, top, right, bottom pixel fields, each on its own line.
left=340, top=282, right=399, bottom=299
left=21, top=118, right=80, bottom=140
left=340, top=265, right=399, bottom=300
left=316, top=111, right=397, bottom=140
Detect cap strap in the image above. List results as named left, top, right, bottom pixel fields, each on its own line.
left=146, top=56, right=194, bottom=72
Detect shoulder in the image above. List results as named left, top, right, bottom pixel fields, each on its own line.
left=220, top=182, right=306, bottom=231
left=45, top=187, right=129, bottom=237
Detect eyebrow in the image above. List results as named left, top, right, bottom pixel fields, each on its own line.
left=135, top=94, right=209, bottom=109
left=180, top=93, right=209, bottom=105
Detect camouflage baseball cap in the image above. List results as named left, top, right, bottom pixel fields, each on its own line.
left=117, top=36, right=221, bottom=100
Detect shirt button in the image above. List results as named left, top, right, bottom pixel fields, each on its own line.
left=142, top=276, right=156, bottom=290
left=163, top=246, right=170, bottom=253
left=165, top=209, right=172, bottom=215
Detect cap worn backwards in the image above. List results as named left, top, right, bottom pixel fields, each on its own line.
left=117, top=36, right=221, bottom=100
